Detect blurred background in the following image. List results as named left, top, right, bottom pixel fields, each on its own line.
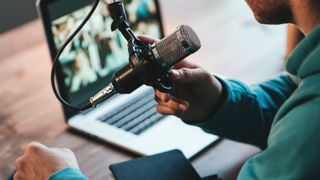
left=0, top=0, right=292, bottom=82
left=0, top=0, right=304, bottom=179
left=0, top=0, right=38, bottom=33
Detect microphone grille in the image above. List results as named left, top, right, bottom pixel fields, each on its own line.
left=154, top=25, right=201, bottom=68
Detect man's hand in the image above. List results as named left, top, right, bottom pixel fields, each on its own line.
left=14, top=142, right=80, bottom=180
left=139, top=36, right=224, bottom=122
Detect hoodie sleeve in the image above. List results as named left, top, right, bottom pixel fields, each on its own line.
left=48, top=168, right=88, bottom=180
left=194, top=75, right=296, bottom=149
left=237, top=98, right=320, bottom=179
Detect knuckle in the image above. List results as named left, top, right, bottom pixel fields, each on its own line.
left=26, top=142, right=41, bottom=153
left=180, top=68, right=188, bottom=75
left=62, top=148, right=73, bottom=154
left=159, top=93, right=167, bottom=101
left=156, top=105, right=162, bottom=112
left=156, top=105, right=167, bottom=114
left=157, top=92, right=168, bottom=102
left=156, top=105, right=175, bottom=115
left=155, top=91, right=161, bottom=98
left=15, top=157, right=26, bottom=169
left=203, top=72, right=213, bottom=81
left=181, top=68, right=192, bottom=78
left=167, top=100, right=179, bottom=109
left=26, top=146, right=37, bottom=154
left=198, top=68, right=212, bottom=81
left=155, top=90, right=164, bottom=97
left=14, top=172, right=24, bottom=180
left=62, top=148, right=70, bottom=151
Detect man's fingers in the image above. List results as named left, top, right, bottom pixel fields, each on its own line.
left=172, top=60, right=199, bottom=69
left=137, top=35, right=159, bottom=44
left=156, top=102, right=188, bottom=116
left=158, top=98, right=189, bottom=112
left=155, top=90, right=183, bottom=106
left=155, top=90, right=189, bottom=115
left=155, top=90, right=170, bottom=103
left=156, top=104, right=179, bottom=115
left=170, top=67, right=213, bottom=84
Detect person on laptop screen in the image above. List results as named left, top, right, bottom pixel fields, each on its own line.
left=13, top=0, right=320, bottom=179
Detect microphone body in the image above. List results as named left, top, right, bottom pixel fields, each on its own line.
left=89, top=25, right=201, bottom=108
left=112, top=25, right=201, bottom=94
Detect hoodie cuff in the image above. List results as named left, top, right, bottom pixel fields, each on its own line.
left=48, top=168, right=88, bottom=180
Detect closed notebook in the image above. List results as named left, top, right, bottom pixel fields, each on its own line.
left=109, top=149, right=201, bottom=180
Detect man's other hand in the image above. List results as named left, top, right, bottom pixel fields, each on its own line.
left=14, top=142, right=79, bottom=180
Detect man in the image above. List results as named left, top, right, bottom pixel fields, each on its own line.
left=14, top=0, right=320, bottom=179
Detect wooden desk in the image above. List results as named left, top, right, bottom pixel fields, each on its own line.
left=1, top=1, right=288, bottom=179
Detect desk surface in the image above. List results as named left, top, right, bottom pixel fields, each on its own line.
left=0, top=0, right=287, bottom=179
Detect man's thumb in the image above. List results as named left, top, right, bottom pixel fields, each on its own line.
left=170, top=68, right=204, bottom=83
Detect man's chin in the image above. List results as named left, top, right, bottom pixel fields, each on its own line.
left=250, top=5, right=293, bottom=25
left=254, top=15, right=276, bottom=25
left=253, top=14, right=291, bottom=25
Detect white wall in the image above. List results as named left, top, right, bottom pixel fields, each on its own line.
left=159, top=0, right=287, bottom=83
left=0, top=0, right=38, bottom=33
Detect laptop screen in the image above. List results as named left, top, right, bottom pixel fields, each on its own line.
left=42, top=0, right=163, bottom=108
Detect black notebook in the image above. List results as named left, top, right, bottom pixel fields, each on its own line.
left=109, top=150, right=201, bottom=180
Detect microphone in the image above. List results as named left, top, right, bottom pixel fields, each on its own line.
left=50, top=0, right=201, bottom=111
left=152, top=25, right=201, bottom=70
left=88, top=25, right=201, bottom=108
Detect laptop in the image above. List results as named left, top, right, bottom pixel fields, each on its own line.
left=36, top=0, right=218, bottom=158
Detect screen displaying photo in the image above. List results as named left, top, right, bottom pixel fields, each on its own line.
left=50, top=0, right=162, bottom=94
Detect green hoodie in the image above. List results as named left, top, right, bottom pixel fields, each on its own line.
left=196, top=25, right=320, bottom=179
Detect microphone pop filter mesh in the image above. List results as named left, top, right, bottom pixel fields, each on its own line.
left=154, top=25, right=201, bottom=67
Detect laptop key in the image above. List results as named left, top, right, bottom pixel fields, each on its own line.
left=130, top=113, right=163, bottom=135
left=102, top=94, right=153, bottom=124
left=105, top=100, right=147, bottom=124
left=98, top=95, right=139, bottom=121
left=113, top=100, right=155, bottom=128
left=98, top=92, right=152, bottom=122
left=122, top=108, right=157, bottom=131
left=135, top=116, right=164, bottom=135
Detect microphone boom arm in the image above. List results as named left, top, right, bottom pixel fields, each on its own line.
left=107, top=1, right=173, bottom=93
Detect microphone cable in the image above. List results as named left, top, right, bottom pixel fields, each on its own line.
left=51, top=0, right=101, bottom=111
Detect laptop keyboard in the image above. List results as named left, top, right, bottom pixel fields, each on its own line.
left=97, top=90, right=164, bottom=135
